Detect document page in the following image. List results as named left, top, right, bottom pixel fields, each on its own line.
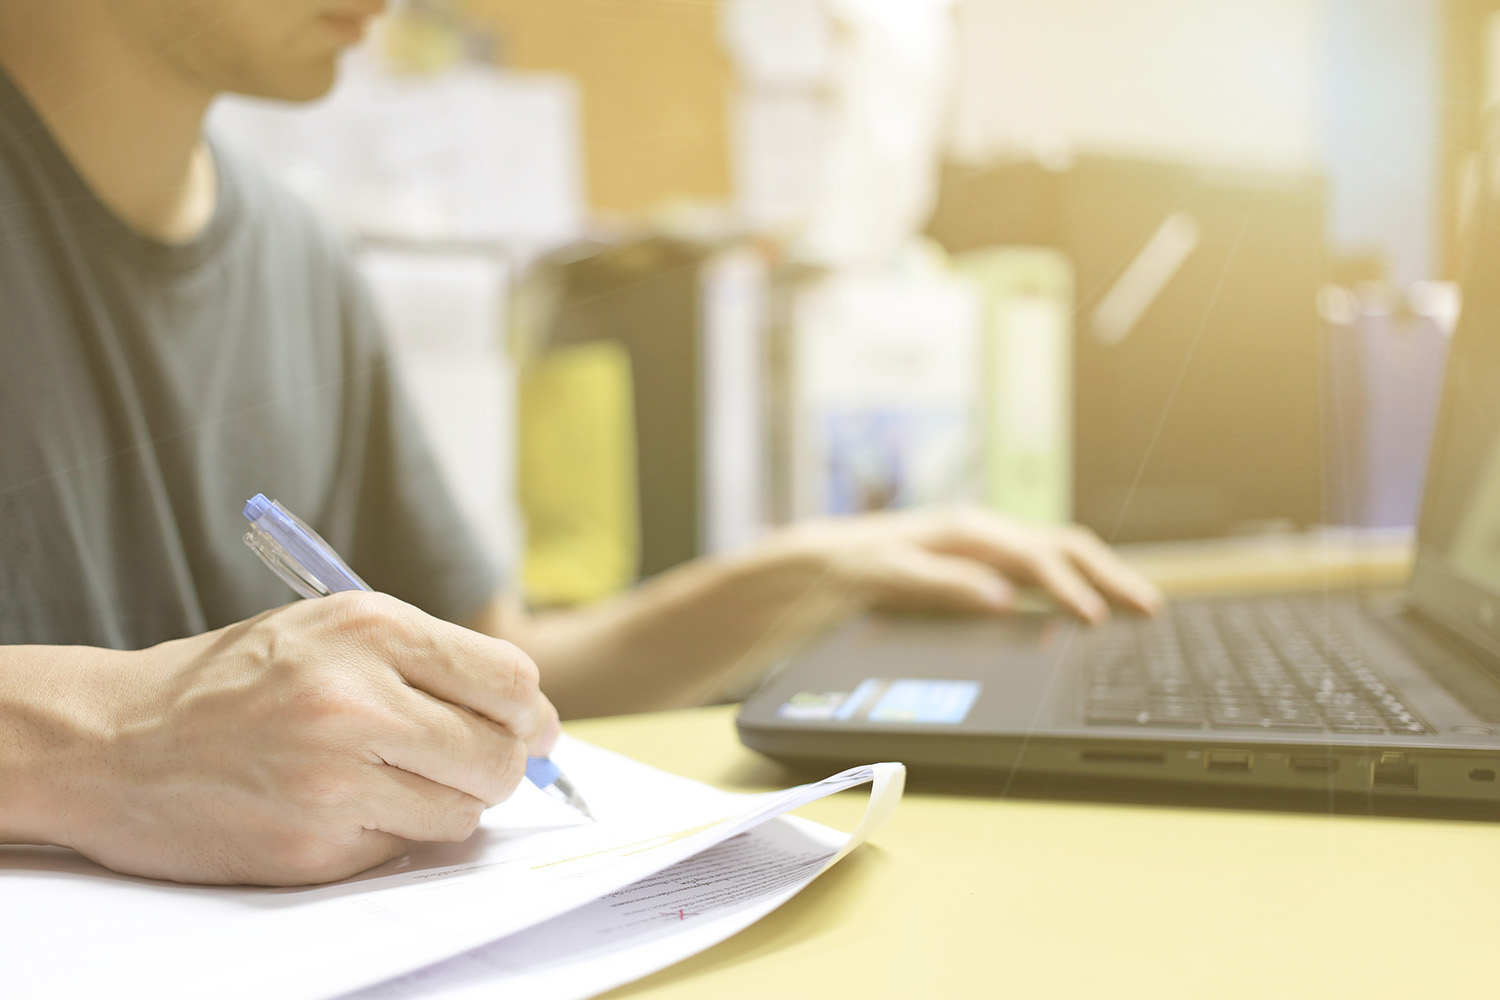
left=345, top=771, right=902, bottom=1000
left=2, top=736, right=902, bottom=1000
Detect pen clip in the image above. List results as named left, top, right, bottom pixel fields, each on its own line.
left=243, top=528, right=331, bottom=599
left=242, top=494, right=369, bottom=598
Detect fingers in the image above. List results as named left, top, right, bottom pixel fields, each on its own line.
left=327, top=593, right=559, bottom=753
left=360, top=766, right=489, bottom=844
left=1054, top=527, right=1164, bottom=615
left=907, top=508, right=1162, bottom=622
left=370, top=689, right=531, bottom=806
left=1011, top=547, right=1110, bottom=622
left=866, top=546, right=1018, bottom=616
left=262, top=769, right=484, bottom=885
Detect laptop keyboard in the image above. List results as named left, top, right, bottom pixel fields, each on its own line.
left=1083, top=598, right=1429, bottom=735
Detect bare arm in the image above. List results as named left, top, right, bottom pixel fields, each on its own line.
left=471, top=540, right=858, bottom=718
left=0, top=643, right=123, bottom=848
left=468, top=507, right=1163, bottom=719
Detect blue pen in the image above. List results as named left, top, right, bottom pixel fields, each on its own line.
left=241, top=493, right=593, bottom=820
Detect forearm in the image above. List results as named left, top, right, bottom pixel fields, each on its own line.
left=469, top=508, right=1161, bottom=720
left=0, top=644, right=126, bottom=847
left=503, top=536, right=872, bottom=719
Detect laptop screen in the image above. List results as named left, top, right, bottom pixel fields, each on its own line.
left=1408, top=130, right=1500, bottom=664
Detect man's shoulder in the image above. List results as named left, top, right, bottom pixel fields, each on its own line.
left=0, top=115, right=91, bottom=295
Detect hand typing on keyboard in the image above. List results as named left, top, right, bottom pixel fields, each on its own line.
left=760, top=505, right=1164, bottom=624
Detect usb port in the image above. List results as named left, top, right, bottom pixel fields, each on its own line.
left=1204, top=750, right=1252, bottom=772
left=1372, top=753, right=1417, bottom=790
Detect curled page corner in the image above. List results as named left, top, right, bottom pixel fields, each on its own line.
left=830, top=761, right=906, bottom=865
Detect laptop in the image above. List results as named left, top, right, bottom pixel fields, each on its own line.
left=737, top=159, right=1500, bottom=808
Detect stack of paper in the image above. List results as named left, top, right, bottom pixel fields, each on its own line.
left=2, top=738, right=903, bottom=1000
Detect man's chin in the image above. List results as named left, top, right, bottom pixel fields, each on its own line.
left=229, top=61, right=342, bottom=105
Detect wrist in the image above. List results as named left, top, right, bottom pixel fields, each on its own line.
left=745, top=519, right=880, bottom=613
left=0, top=645, right=127, bottom=848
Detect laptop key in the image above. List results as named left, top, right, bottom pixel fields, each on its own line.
left=1146, top=701, right=1203, bottom=724
left=1263, top=704, right=1324, bottom=727
left=1207, top=703, right=1261, bottom=726
left=1325, top=707, right=1387, bottom=728
left=1138, top=710, right=1204, bottom=727
left=1328, top=719, right=1389, bottom=734
left=1085, top=706, right=1151, bottom=725
left=1253, top=717, right=1324, bottom=731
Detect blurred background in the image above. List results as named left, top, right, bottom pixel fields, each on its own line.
left=211, top=0, right=1495, bottom=607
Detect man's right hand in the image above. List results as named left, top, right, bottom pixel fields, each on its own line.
left=0, top=591, right=559, bottom=886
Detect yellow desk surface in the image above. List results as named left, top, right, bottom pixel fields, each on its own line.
left=564, top=532, right=1499, bottom=999
left=571, top=704, right=1495, bottom=999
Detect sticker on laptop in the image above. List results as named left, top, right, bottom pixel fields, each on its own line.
left=775, top=690, right=850, bottom=721
left=777, top=678, right=981, bottom=725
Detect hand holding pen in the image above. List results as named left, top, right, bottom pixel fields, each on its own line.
left=242, top=493, right=593, bottom=821
left=29, top=574, right=575, bottom=886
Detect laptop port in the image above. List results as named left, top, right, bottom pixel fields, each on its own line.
left=1287, top=756, right=1338, bottom=775
left=1371, top=753, right=1417, bottom=790
left=1204, top=750, right=1252, bottom=772
left=1469, top=768, right=1496, bottom=782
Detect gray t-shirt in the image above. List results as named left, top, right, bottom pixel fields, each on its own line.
left=0, top=72, right=499, bottom=648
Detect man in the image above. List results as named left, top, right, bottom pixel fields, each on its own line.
left=0, top=1, right=1159, bottom=887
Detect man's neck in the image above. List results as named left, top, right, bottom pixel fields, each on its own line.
left=0, top=7, right=218, bottom=244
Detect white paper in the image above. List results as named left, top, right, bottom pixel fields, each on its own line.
left=342, top=767, right=903, bottom=1000
left=1, top=737, right=902, bottom=1000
